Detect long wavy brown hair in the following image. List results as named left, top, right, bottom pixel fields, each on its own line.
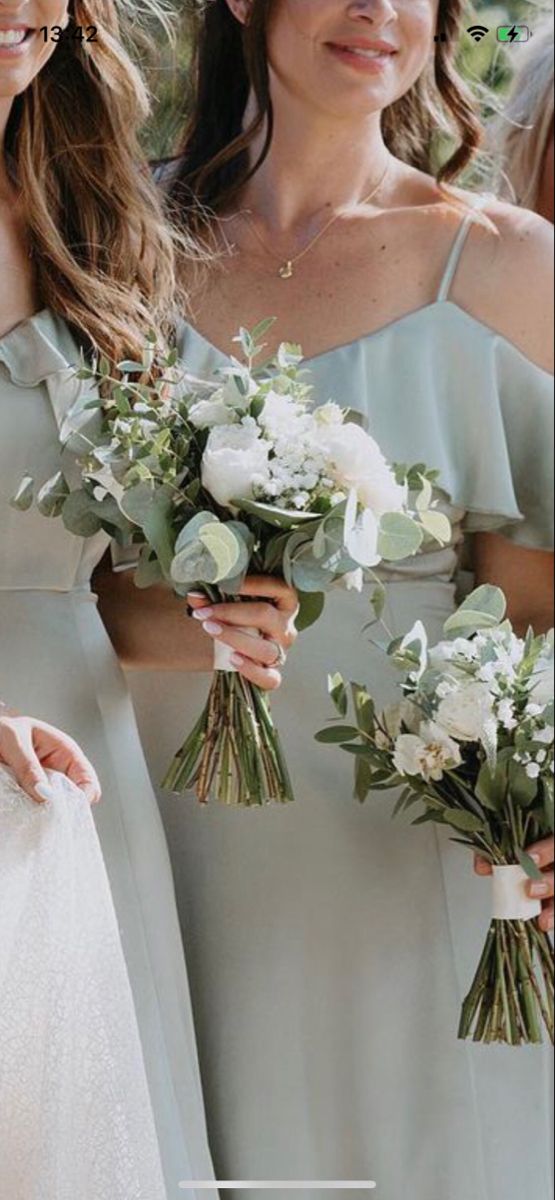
left=4, top=0, right=186, bottom=361
left=169, top=0, right=485, bottom=224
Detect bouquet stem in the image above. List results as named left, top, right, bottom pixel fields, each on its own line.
left=162, top=671, right=296, bottom=806
left=459, top=919, right=554, bottom=1046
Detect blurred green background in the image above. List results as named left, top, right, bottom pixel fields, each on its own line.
left=142, top=0, right=553, bottom=172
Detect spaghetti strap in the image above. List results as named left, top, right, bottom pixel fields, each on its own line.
left=436, top=193, right=491, bottom=303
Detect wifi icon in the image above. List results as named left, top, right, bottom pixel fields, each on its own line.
left=467, top=24, right=490, bottom=41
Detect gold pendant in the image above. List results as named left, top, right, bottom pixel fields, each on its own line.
left=279, top=260, right=294, bottom=279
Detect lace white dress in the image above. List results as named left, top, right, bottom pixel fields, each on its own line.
left=0, top=767, right=166, bottom=1200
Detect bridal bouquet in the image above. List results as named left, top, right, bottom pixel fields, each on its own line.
left=317, top=586, right=554, bottom=1045
left=13, top=322, right=449, bottom=806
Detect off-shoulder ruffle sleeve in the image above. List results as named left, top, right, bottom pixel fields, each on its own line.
left=451, top=334, right=554, bottom=550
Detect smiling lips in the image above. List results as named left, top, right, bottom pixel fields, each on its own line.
left=327, top=40, right=399, bottom=69
left=0, top=25, right=33, bottom=52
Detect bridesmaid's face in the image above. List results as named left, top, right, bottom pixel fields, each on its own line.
left=0, top=1, right=70, bottom=98
left=263, top=0, right=439, bottom=119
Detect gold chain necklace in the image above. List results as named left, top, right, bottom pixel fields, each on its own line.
left=239, top=158, right=391, bottom=280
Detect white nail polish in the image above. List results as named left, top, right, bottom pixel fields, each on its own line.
left=35, top=783, right=55, bottom=802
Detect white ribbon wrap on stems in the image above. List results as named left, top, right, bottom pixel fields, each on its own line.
left=214, top=627, right=259, bottom=673
left=491, top=865, right=543, bottom=922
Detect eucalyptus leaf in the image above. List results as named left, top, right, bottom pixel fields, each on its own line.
left=291, top=544, right=335, bottom=593
left=419, top=509, right=452, bottom=545
left=239, top=498, right=320, bottom=529
left=508, top=761, right=539, bottom=808
left=476, top=760, right=508, bottom=812
left=142, top=488, right=175, bottom=576
left=328, top=672, right=348, bottom=718
left=120, top=482, right=161, bottom=529
left=134, top=550, right=164, bottom=589
left=170, top=541, right=220, bottom=586
left=444, top=585, right=507, bottom=636
left=174, top=512, right=218, bottom=555
left=62, top=490, right=103, bottom=537
left=315, top=726, right=361, bottom=744
left=198, top=523, right=242, bottom=582
left=442, top=810, right=487, bottom=834
left=370, top=584, right=387, bottom=622
left=351, top=683, right=375, bottom=734
left=516, top=848, right=544, bottom=882
left=377, top=512, right=423, bottom=562
left=296, top=590, right=325, bottom=631
left=10, top=476, right=34, bottom=512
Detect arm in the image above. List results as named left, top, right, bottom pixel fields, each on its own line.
left=473, top=534, right=554, bottom=635
left=466, top=203, right=554, bottom=924
left=94, top=555, right=299, bottom=692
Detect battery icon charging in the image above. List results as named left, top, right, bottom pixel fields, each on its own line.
left=497, top=24, right=530, bottom=42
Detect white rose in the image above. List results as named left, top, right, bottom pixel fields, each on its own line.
left=436, top=682, right=495, bottom=743
left=188, top=395, right=237, bottom=429
left=202, top=422, right=270, bottom=509
left=393, top=722, right=462, bottom=783
left=314, top=422, right=406, bottom=515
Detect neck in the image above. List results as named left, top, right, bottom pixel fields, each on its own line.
left=239, top=87, right=392, bottom=233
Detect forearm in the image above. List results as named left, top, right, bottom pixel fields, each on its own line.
left=473, top=534, right=554, bottom=637
left=93, top=561, right=214, bottom=673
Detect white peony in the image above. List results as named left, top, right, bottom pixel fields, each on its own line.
left=436, top=682, right=495, bottom=743
left=202, top=421, right=271, bottom=508
left=393, top=722, right=462, bottom=783
left=314, top=401, right=345, bottom=427
left=313, top=421, right=406, bottom=515
left=188, top=395, right=237, bottom=429
left=258, top=391, right=308, bottom=438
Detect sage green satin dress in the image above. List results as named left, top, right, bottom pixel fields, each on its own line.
left=0, top=312, right=217, bottom=1200
left=127, top=195, right=554, bottom=1200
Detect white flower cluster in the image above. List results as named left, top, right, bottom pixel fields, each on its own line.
left=387, top=622, right=555, bottom=784
left=197, top=386, right=406, bottom=519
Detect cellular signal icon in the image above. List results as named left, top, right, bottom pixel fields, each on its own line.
left=467, top=24, right=490, bottom=41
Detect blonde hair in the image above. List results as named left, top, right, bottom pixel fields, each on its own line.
left=5, top=0, right=189, bottom=361
left=490, top=15, right=554, bottom=210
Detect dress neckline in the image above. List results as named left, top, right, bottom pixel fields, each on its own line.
left=183, top=299, right=554, bottom=377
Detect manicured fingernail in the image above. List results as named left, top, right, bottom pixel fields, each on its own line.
left=35, top=783, right=55, bottom=803
left=530, top=882, right=550, bottom=897
left=230, top=654, right=245, bottom=667
left=193, top=607, right=214, bottom=621
left=187, top=591, right=206, bottom=599
left=203, top=620, right=224, bottom=636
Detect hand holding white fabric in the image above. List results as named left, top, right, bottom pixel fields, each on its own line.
left=0, top=767, right=166, bottom=1200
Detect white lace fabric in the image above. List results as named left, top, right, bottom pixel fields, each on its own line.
left=0, top=767, right=166, bottom=1200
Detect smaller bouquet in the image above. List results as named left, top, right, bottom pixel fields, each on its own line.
left=13, top=322, right=449, bottom=807
left=317, top=586, right=554, bottom=1045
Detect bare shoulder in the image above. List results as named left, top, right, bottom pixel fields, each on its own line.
left=448, top=189, right=554, bottom=373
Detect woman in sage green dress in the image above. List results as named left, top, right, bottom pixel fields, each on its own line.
left=117, top=2, right=554, bottom=1197
left=0, top=4, right=219, bottom=1194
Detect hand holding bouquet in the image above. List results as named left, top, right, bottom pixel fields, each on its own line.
left=14, top=322, right=449, bottom=806
left=318, top=586, right=554, bottom=1044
